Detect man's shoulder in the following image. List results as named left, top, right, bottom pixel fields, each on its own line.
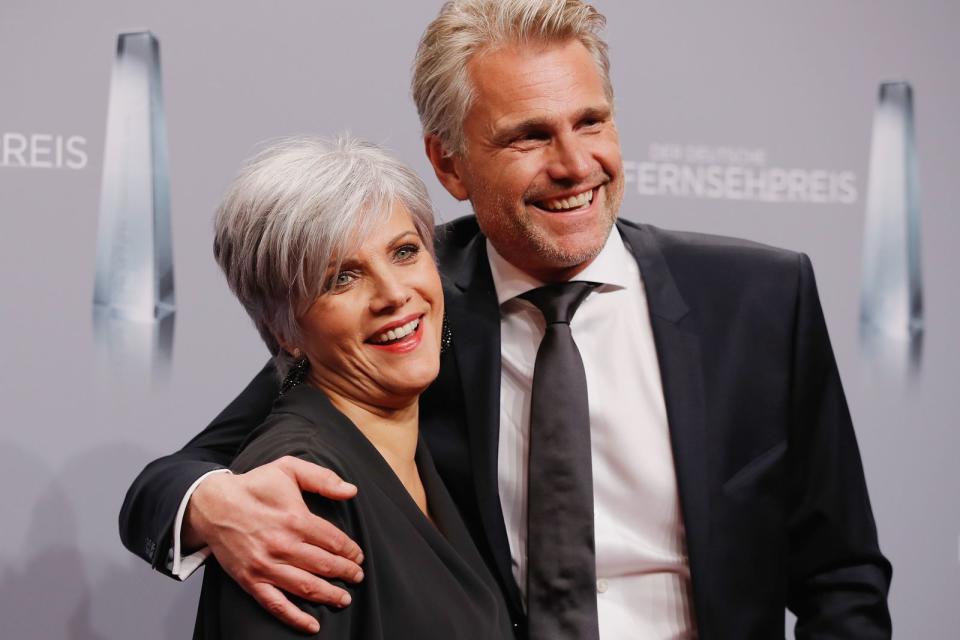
left=616, top=218, right=813, bottom=320
left=432, top=215, right=487, bottom=286
left=620, top=218, right=798, bottom=264
left=434, top=214, right=481, bottom=253
left=619, top=218, right=804, bottom=284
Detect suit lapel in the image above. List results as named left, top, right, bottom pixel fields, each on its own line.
left=444, top=232, right=524, bottom=611
left=618, top=221, right=713, bottom=633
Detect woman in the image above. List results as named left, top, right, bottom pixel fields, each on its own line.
left=193, top=137, right=513, bottom=639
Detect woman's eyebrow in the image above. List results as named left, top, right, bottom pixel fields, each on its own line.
left=387, top=230, right=420, bottom=245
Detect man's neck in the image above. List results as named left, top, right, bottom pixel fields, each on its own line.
left=521, top=257, right=597, bottom=284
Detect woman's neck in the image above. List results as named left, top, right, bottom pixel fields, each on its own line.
left=318, top=384, right=429, bottom=517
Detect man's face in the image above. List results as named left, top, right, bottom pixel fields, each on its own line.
left=451, top=39, right=623, bottom=282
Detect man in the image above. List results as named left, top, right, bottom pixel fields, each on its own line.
left=120, top=1, right=891, bottom=638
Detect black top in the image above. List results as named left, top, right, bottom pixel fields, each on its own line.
left=193, top=385, right=513, bottom=640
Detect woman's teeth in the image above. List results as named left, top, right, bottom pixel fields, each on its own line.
left=540, top=189, right=594, bottom=211
left=372, top=318, right=420, bottom=344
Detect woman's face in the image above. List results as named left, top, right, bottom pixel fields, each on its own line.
left=297, top=202, right=443, bottom=410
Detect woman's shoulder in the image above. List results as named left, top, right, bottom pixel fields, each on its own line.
left=231, top=385, right=351, bottom=475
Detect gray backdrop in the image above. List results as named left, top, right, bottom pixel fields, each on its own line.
left=2, top=1, right=957, bottom=637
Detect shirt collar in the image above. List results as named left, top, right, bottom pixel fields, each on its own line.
left=485, top=225, right=636, bottom=306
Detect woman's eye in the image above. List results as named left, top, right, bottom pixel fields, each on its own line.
left=395, top=244, right=420, bottom=261
left=331, top=272, right=355, bottom=289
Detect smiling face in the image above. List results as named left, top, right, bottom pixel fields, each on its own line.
left=294, top=202, right=443, bottom=411
left=428, top=39, right=623, bottom=282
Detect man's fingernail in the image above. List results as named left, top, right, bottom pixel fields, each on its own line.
left=308, top=621, right=320, bottom=633
left=353, top=568, right=364, bottom=582
left=342, top=482, right=357, bottom=491
left=340, top=593, right=352, bottom=607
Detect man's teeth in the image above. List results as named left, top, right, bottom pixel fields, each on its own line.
left=540, top=189, right=594, bottom=211
left=373, top=318, right=420, bottom=344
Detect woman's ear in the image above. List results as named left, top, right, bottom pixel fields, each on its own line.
left=276, top=336, right=302, bottom=360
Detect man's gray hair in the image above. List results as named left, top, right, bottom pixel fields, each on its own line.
left=412, top=0, right=611, bottom=156
left=213, top=136, right=435, bottom=379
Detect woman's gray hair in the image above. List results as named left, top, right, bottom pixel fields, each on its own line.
left=213, top=135, right=435, bottom=379
left=411, top=0, right=612, bottom=156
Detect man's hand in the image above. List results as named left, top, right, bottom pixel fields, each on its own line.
left=184, top=456, right=364, bottom=634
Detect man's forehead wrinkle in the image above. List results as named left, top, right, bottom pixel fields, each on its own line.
left=483, top=75, right=586, bottom=132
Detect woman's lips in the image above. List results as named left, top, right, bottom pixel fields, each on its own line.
left=369, top=315, right=421, bottom=344
left=366, top=316, right=425, bottom=354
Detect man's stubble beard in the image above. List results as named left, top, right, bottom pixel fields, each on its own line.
left=472, top=171, right=624, bottom=275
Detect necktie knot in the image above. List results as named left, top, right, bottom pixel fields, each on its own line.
left=520, top=281, right=599, bottom=325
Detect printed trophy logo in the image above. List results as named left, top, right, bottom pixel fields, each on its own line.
left=92, top=31, right=174, bottom=376
left=860, top=81, right=923, bottom=374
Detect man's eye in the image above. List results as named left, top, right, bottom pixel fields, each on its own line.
left=395, top=244, right=420, bottom=261
left=520, top=131, right=550, bottom=143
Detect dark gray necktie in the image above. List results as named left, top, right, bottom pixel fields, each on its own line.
left=520, top=281, right=600, bottom=640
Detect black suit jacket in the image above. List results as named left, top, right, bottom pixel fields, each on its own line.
left=121, top=216, right=891, bottom=639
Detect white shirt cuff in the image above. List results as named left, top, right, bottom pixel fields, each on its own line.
left=167, top=468, right=232, bottom=580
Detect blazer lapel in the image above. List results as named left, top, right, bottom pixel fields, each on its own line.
left=444, top=232, right=524, bottom=611
left=618, top=220, right=713, bottom=633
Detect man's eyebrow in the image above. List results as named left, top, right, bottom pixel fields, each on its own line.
left=492, top=117, right=551, bottom=144
left=492, top=105, right=612, bottom=144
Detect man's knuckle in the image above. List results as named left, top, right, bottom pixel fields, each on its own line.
left=234, top=567, right=255, bottom=586
left=264, top=598, right=288, bottom=617
left=263, top=531, right=291, bottom=556
left=314, top=556, right=332, bottom=575
left=325, top=529, right=346, bottom=550
left=243, top=559, right=266, bottom=580
left=317, top=467, right=338, bottom=484
left=283, top=511, right=305, bottom=531
left=298, top=579, right=321, bottom=599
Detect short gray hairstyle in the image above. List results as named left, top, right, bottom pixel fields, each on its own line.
left=412, top=0, right=612, bottom=156
left=213, top=136, right=435, bottom=379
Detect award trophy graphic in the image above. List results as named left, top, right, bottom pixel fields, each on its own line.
left=860, top=81, right=923, bottom=373
left=92, top=31, right=174, bottom=375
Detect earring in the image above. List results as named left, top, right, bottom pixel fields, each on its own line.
left=440, top=313, right=453, bottom=355
left=280, top=354, right=309, bottom=396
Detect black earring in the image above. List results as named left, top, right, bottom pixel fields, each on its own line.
left=440, top=313, right=453, bottom=355
left=280, top=357, right=309, bottom=396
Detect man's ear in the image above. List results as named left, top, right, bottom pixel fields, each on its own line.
left=424, top=134, right=469, bottom=201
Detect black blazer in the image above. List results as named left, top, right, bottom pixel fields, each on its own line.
left=193, top=385, right=513, bottom=640
left=121, top=216, right=892, bottom=639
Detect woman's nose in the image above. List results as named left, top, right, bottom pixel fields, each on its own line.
left=369, top=270, right=412, bottom=313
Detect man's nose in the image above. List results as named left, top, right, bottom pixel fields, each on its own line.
left=547, top=133, right=592, bottom=183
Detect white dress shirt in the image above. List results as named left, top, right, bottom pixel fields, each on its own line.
left=168, top=469, right=229, bottom=578
left=489, top=228, right=697, bottom=639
